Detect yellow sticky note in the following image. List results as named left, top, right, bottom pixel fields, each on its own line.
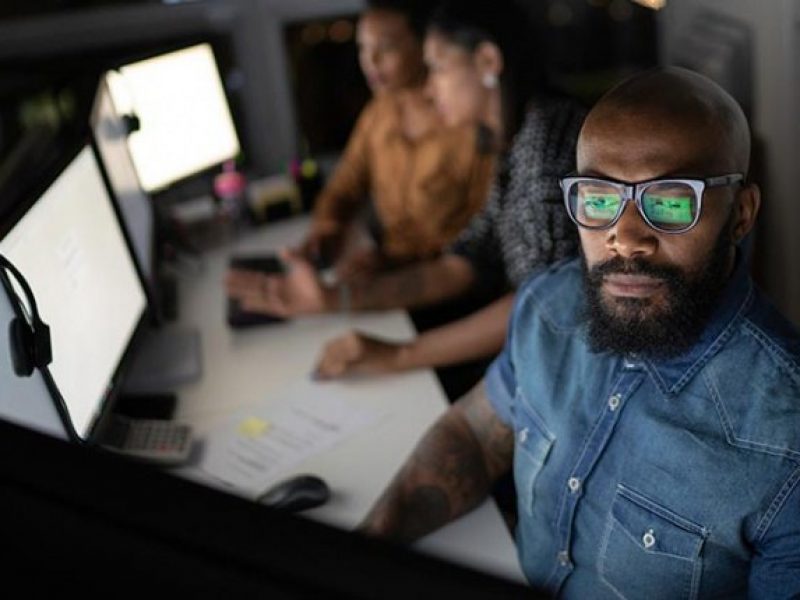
left=238, top=417, right=272, bottom=438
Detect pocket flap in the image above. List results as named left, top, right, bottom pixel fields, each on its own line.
left=612, top=485, right=708, bottom=560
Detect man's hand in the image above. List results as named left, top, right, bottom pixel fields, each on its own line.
left=225, top=248, right=329, bottom=317
left=314, top=331, right=408, bottom=379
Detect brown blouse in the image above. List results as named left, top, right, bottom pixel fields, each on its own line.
left=311, top=88, right=496, bottom=262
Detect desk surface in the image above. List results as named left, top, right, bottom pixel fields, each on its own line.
left=172, top=215, right=525, bottom=584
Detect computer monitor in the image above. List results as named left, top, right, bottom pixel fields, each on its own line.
left=89, top=75, right=204, bottom=395
left=0, top=144, right=147, bottom=441
left=90, top=75, right=157, bottom=304
left=107, top=42, right=241, bottom=193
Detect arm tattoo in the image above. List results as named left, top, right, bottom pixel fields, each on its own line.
left=461, top=382, right=515, bottom=480
left=360, top=381, right=513, bottom=542
left=392, top=486, right=450, bottom=541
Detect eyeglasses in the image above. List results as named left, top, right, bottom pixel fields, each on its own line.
left=559, top=174, right=744, bottom=234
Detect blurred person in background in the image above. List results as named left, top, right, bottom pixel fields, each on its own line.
left=272, top=0, right=496, bottom=281
left=304, top=0, right=586, bottom=395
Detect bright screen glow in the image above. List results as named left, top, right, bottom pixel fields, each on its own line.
left=109, top=43, right=241, bottom=192
left=0, top=147, right=147, bottom=439
left=92, top=78, right=154, bottom=283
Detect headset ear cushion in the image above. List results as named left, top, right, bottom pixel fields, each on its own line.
left=9, top=317, right=35, bottom=377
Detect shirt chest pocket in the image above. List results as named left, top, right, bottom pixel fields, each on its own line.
left=599, top=484, right=709, bottom=600
left=512, top=392, right=554, bottom=517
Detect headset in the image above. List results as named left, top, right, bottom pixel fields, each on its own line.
left=0, top=253, right=52, bottom=377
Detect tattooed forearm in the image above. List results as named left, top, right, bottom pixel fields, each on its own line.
left=389, top=486, right=451, bottom=542
left=359, top=414, right=488, bottom=543
left=461, top=381, right=515, bottom=480
left=359, top=380, right=513, bottom=543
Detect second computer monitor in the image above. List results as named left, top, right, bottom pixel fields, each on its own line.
left=107, top=43, right=241, bottom=193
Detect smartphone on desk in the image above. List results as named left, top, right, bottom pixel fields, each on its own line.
left=98, top=415, right=194, bottom=467
left=227, top=254, right=286, bottom=328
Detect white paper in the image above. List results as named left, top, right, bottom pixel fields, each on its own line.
left=199, top=382, right=379, bottom=494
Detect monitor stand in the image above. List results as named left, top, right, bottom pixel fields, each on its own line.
left=122, top=326, right=202, bottom=394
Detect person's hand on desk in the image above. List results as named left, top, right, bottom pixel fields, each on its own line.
left=313, top=331, right=410, bottom=379
left=225, top=248, right=331, bottom=317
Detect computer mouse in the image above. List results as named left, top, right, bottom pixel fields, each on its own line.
left=256, top=474, right=331, bottom=512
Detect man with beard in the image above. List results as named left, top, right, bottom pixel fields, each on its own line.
left=357, top=67, right=800, bottom=598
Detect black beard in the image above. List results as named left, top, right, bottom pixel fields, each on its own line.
left=581, top=226, right=733, bottom=360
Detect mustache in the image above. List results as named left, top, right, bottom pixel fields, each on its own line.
left=586, top=256, right=684, bottom=283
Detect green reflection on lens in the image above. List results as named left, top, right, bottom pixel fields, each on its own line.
left=643, top=195, right=694, bottom=225
left=583, top=193, right=621, bottom=220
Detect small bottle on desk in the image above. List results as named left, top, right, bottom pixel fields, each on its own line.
left=214, top=159, right=248, bottom=233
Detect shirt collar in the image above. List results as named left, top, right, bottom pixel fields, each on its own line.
left=638, top=253, right=754, bottom=396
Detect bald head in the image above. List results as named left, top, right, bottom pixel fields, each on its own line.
left=580, top=67, right=751, bottom=177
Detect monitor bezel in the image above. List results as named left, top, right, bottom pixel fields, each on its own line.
left=0, top=138, right=151, bottom=445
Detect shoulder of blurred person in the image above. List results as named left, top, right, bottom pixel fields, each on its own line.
left=364, top=86, right=499, bottom=262
left=345, top=87, right=442, bottom=155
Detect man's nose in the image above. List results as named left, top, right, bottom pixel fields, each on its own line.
left=606, top=201, right=657, bottom=259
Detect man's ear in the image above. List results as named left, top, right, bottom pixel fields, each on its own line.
left=732, top=183, right=761, bottom=243
left=474, top=41, right=504, bottom=82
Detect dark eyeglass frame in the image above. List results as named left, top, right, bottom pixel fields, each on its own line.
left=559, top=173, right=745, bottom=234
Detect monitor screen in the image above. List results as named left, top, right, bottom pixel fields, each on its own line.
left=0, top=146, right=147, bottom=440
left=108, top=43, right=241, bottom=193
left=91, top=76, right=155, bottom=286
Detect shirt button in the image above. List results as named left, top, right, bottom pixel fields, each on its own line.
left=642, top=529, right=656, bottom=549
left=557, top=550, right=571, bottom=567
left=567, top=477, right=581, bottom=493
left=608, top=394, right=621, bottom=411
left=519, top=428, right=529, bottom=443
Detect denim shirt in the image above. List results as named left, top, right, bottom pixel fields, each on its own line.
left=485, top=256, right=800, bottom=599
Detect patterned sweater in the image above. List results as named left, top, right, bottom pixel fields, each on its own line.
left=451, top=95, right=587, bottom=292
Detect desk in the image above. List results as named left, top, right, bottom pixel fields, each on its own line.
left=172, top=215, right=525, bottom=584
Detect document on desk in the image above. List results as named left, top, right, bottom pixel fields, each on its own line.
left=199, top=381, right=380, bottom=493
